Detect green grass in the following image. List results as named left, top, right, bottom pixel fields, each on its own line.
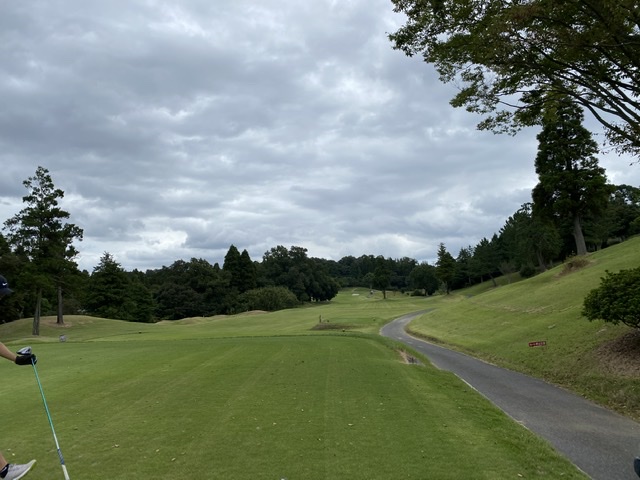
left=2, top=288, right=429, bottom=344
left=407, top=236, right=640, bottom=419
left=0, top=289, right=587, bottom=479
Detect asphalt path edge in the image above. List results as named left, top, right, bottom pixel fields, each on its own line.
left=380, top=310, right=640, bottom=480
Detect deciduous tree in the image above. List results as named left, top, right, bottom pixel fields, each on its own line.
left=604, top=185, right=640, bottom=240
left=582, top=267, right=640, bottom=328
left=239, top=286, right=299, bottom=312
left=409, top=262, right=439, bottom=296
left=261, top=246, right=339, bottom=302
left=372, top=257, right=392, bottom=299
left=148, top=258, right=225, bottom=318
left=390, top=0, right=640, bottom=156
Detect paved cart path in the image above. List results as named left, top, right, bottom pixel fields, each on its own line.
left=380, top=311, right=640, bottom=480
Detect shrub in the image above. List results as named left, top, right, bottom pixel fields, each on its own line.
left=239, top=286, right=300, bottom=312
left=519, top=264, right=537, bottom=278
left=582, top=267, right=640, bottom=328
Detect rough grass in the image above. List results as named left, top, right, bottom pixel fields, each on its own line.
left=407, top=236, right=640, bottom=420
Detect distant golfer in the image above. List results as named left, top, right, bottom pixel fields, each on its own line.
left=0, top=275, right=37, bottom=480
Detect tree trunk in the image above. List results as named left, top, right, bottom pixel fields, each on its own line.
left=33, top=289, right=42, bottom=336
left=536, top=250, right=547, bottom=272
left=572, top=215, right=588, bottom=256
left=57, top=285, right=64, bottom=325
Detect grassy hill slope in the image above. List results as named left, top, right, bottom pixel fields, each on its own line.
left=407, top=236, right=640, bottom=419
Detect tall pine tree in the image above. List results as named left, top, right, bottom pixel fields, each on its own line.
left=435, top=243, right=456, bottom=294
left=532, top=98, right=610, bottom=256
left=4, top=166, right=83, bottom=334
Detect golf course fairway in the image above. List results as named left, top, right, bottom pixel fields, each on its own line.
left=0, top=302, right=587, bottom=479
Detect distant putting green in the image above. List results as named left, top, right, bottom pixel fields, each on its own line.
left=1, top=298, right=586, bottom=479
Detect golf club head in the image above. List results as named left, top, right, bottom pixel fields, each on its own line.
left=17, top=346, right=32, bottom=356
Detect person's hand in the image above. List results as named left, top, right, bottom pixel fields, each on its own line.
left=15, top=353, right=36, bottom=366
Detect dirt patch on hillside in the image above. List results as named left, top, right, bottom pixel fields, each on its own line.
left=41, top=316, right=73, bottom=327
left=398, top=350, right=423, bottom=365
left=556, top=255, right=593, bottom=277
left=596, top=329, right=640, bottom=377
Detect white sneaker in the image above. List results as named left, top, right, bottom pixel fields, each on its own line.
left=4, top=460, right=36, bottom=480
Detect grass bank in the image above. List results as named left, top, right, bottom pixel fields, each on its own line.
left=407, top=236, right=640, bottom=420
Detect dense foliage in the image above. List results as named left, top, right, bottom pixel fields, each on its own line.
left=389, top=0, right=640, bottom=156
left=2, top=166, right=83, bottom=333
left=1, top=162, right=640, bottom=328
left=532, top=98, right=611, bottom=256
left=582, top=267, right=640, bottom=328
left=85, top=253, right=154, bottom=322
left=239, top=286, right=300, bottom=312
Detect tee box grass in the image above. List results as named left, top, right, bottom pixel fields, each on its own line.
left=0, top=292, right=587, bottom=479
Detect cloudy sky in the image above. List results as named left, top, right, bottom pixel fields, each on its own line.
left=1, top=1, right=638, bottom=273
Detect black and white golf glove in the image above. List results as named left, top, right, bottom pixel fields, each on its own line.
left=15, top=353, right=36, bottom=365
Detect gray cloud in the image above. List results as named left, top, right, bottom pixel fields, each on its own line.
left=1, top=0, right=638, bottom=272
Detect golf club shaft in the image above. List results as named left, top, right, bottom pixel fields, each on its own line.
left=31, top=360, right=70, bottom=480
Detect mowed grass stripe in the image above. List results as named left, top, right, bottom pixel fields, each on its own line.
left=1, top=336, right=585, bottom=479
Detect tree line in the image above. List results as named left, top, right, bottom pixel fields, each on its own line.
left=2, top=104, right=640, bottom=331
left=4, top=3, right=640, bottom=331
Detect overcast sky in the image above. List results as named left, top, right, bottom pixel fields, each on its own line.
left=1, top=1, right=638, bottom=273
